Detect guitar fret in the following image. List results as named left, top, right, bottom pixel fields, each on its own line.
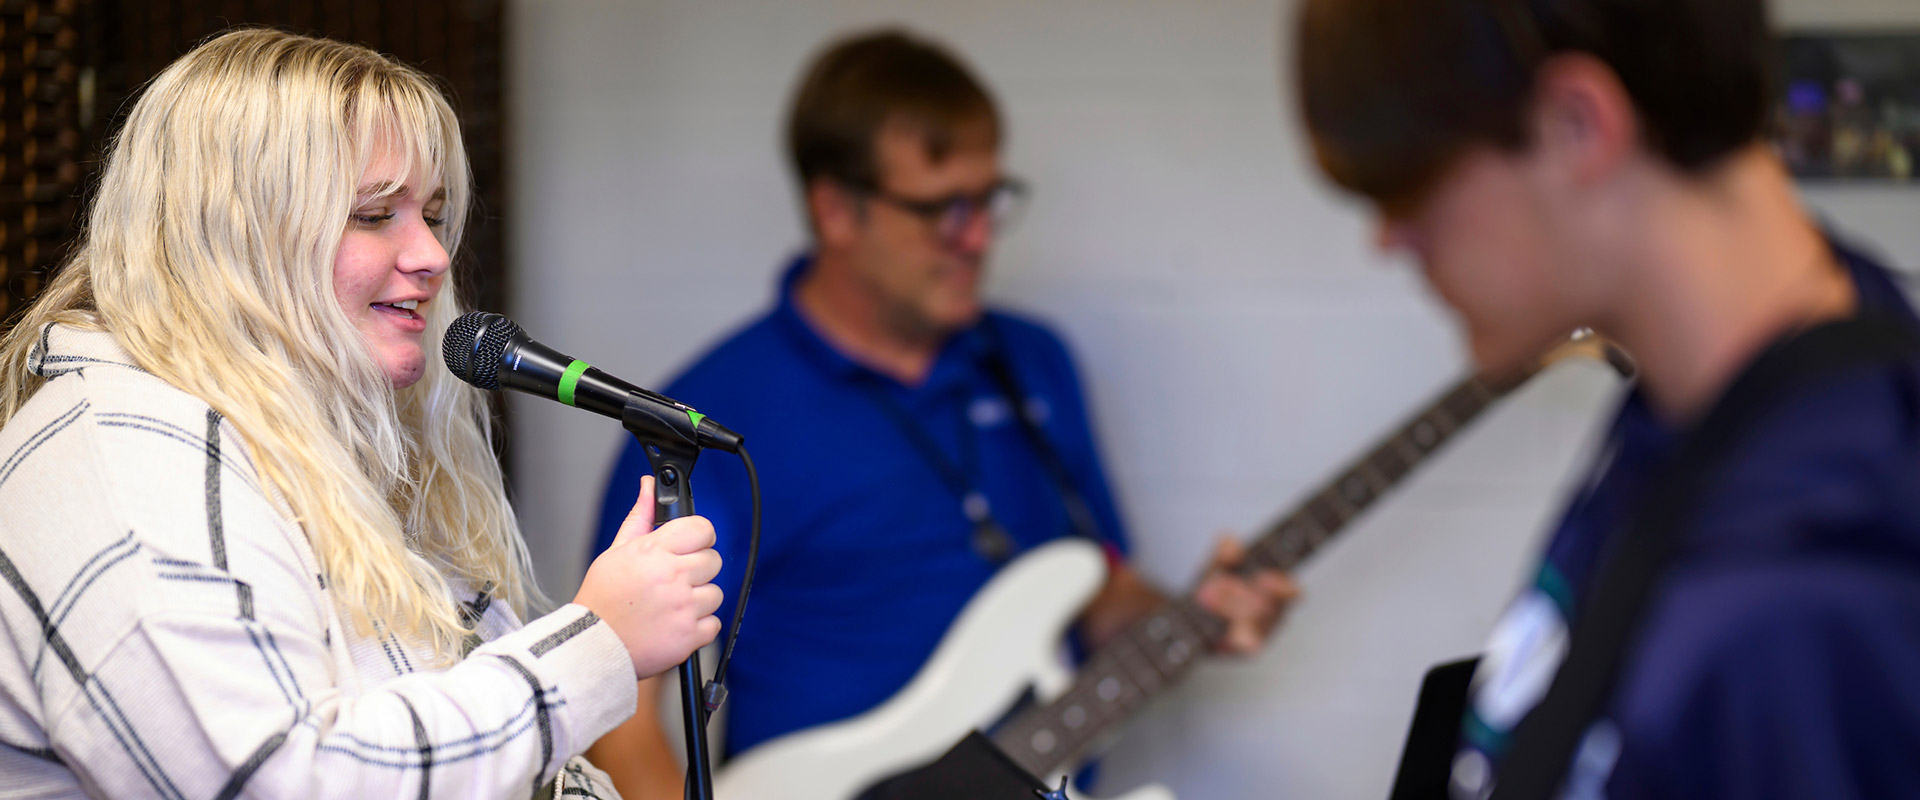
left=1008, top=701, right=1063, bottom=767
left=1466, top=377, right=1497, bottom=404
left=1342, top=451, right=1396, bottom=514
left=1250, top=534, right=1289, bottom=572
left=1321, top=483, right=1359, bottom=520
left=1252, top=531, right=1298, bottom=572
left=1307, top=497, right=1345, bottom=537
left=1044, top=698, right=1088, bottom=758
left=1151, top=612, right=1198, bottom=672
left=1391, top=431, right=1426, bottom=471
left=1339, top=470, right=1374, bottom=510
left=1065, top=679, right=1112, bottom=730
left=1059, top=705, right=1090, bottom=748
left=1427, top=405, right=1459, bottom=441
left=1093, top=669, right=1133, bottom=709
left=1441, top=385, right=1485, bottom=428
left=1410, top=419, right=1436, bottom=450
left=1358, top=453, right=1395, bottom=491
left=1370, top=437, right=1416, bottom=483
left=1053, top=722, right=1096, bottom=767
left=1173, top=598, right=1228, bottom=647
left=1277, top=522, right=1307, bottom=558
left=1159, top=604, right=1196, bottom=652
left=1139, top=614, right=1197, bottom=685
left=1143, top=612, right=1172, bottom=642
left=1282, top=520, right=1324, bottom=566
left=1123, top=621, right=1174, bottom=686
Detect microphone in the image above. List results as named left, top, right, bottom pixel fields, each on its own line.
left=446, top=311, right=752, bottom=800
left=442, top=311, right=742, bottom=454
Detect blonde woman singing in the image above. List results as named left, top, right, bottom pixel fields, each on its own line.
left=0, top=28, right=719, bottom=798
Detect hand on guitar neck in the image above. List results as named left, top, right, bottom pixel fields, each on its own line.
left=1195, top=537, right=1303, bottom=654
left=1078, top=538, right=1301, bottom=656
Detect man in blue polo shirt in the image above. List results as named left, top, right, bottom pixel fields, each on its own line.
left=1298, top=0, right=1920, bottom=797
left=585, top=30, right=1297, bottom=799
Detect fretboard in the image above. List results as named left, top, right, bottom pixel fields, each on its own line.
left=989, top=367, right=1532, bottom=777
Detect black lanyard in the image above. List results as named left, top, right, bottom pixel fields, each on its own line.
left=852, top=327, right=1105, bottom=565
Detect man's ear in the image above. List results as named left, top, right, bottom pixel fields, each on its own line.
left=1527, top=53, right=1639, bottom=186
left=807, top=179, right=862, bottom=248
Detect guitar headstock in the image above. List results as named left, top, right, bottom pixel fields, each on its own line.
left=1538, top=328, right=1636, bottom=378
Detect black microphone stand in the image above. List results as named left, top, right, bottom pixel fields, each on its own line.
left=624, top=404, right=716, bottom=800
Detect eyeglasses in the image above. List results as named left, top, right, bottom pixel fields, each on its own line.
left=849, top=177, right=1031, bottom=244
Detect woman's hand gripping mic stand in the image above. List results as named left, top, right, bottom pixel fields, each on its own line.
left=441, top=312, right=757, bottom=800
left=623, top=399, right=730, bottom=800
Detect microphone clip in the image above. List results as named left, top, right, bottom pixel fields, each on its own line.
left=623, top=401, right=704, bottom=526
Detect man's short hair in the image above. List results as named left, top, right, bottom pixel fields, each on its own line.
left=786, top=29, right=1001, bottom=192
left=1296, top=0, right=1775, bottom=209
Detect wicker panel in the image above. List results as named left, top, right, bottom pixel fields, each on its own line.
left=1, top=0, right=509, bottom=331
left=1, top=0, right=87, bottom=322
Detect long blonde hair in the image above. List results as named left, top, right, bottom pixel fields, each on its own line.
left=0, top=28, right=545, bottom=658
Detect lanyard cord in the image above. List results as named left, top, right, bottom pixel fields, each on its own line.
left=854, top=374, right=1019, bottom=563
left=973, top=322, right=1107, bottom=548
left=849, top=327, right=1108, bottom=562
left=856, top=376, right=981, bottom=507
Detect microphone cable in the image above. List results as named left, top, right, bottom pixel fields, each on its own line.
left=699, top=443, right=760, bottom=722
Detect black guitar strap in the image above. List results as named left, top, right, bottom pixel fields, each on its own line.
left=1487, top=317, right=1920, bottom=800
left=977, top=319, right=1110, bottom=548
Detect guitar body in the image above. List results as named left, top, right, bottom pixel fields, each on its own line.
left=714, top=539, right=1173, bottom=800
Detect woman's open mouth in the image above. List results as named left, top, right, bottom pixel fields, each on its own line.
left=372, top=299, right=427, bottom=331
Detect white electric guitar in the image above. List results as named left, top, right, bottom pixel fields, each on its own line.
left=716, top=333, right=1631, bottom=800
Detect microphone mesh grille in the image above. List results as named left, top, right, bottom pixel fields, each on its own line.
left=443, top=312, right=519, bottom=390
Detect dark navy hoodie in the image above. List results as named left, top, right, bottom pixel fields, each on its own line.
left=1452, top=243, right=1920, bottom=800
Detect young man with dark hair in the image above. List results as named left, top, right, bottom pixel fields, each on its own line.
left=1296, top=0, right=1920, bottom=797
left=586, top=29, right=1297, bottom=799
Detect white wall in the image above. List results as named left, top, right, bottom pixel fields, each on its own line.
left=505, top=2, right=1920, bottom=797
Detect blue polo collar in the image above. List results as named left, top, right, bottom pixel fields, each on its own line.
left=769, top=252, right=994, bottom=395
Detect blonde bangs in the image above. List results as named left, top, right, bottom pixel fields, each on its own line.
left=349, top=74, right=473, bottom=253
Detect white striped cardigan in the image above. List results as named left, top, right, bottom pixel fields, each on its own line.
left=0, top=324, right=636, bottom=798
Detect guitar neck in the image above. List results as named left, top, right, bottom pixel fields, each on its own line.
left=988, top=366, right=1533, bottom=777
left=1240, top=370, right=1519, bottom=575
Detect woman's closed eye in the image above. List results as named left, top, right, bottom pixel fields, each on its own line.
left=352, top=210, right=445, bottom=229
